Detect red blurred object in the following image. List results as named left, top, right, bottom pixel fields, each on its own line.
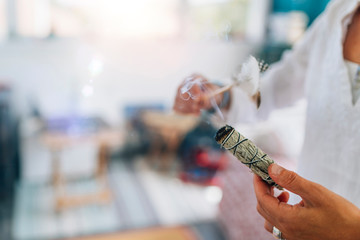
left=195, top=149, right=228, bottom=170
left=180, top=148, right=228, bottom=186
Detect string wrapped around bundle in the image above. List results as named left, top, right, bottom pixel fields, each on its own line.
left=215, top=125, right=282, bottom=189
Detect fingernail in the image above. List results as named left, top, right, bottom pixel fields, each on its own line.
left=270, top=164, right=283, bottom=176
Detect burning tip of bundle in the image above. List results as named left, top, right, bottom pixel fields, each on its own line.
left=214, top=125, right=233, bottom=142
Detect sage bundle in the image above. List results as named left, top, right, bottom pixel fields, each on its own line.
left=215, top=125, right=282, bottom=189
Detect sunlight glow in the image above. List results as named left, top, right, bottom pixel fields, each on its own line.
left=81, top=84, right=94, bottom=97
left=204, top=186, right=223, bottom=204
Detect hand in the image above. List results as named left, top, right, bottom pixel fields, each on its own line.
left=172, top=74, right=223, bottom=115
left=253, top=164, right=360, bottom=240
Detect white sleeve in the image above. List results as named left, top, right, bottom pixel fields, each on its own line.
left=225, top=10, right=326, bottom=123
left=257, top=14, right=325, bottom=119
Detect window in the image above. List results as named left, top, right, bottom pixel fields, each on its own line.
left=12, top=0, right=250, bottom=41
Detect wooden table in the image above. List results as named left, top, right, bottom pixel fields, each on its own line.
left=140, top=111, right=198, bottom=168
left=42, top=129, right=123, bottom=211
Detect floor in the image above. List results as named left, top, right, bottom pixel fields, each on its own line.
left=65, top=222, right=226, bottom=240
left=12, top=157, right=222, bottom=240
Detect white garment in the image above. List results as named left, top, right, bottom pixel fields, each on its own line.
left=344, top=60, right=360, bottom=103
left=227, top=0, right=360, bottom=206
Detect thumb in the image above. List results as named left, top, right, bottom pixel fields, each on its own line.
left=269, top=164, right=315, bottom=204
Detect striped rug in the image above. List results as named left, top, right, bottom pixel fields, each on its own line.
left=12, top=158, right=220, bottom=240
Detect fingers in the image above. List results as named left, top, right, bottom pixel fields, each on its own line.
left=173, top=75, right=209, bottom=114
left=255, top=165, right=331, bottom=240
left=173, top=73, right=228, bottom=114
left=173, top=97, right=200, bottom=114
left=253, top=175, right=272, bottom=221
left=268, top=164, right=317, bottom=205
left=253, top=174, right=273, bottom=206
left=254, top=175, right=295, bottom=240
left=173, top=90, right=200, bottom=115
left=254, top=175, right=295, bottom=223
left=277, top=191, right=290, bottom=203
left=264, top=220, right=272, bottom=233
left=264, top=221, right=289, bottom=240
left=253, top=175, right=284, bottom=219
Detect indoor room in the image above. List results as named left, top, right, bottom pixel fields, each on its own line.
left=1, top=0, right=344, bottom=240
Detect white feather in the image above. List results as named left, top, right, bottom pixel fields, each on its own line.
left=234, top=55, right=260, bottom=95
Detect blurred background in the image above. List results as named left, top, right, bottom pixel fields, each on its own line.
left=0, top=0, right=330, bottom=240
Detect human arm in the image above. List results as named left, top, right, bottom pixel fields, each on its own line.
left=253, top=164, right=360, bottom=240
left=246, top=10, right=330, bottom=119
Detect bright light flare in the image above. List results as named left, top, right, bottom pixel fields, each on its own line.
left=204, top=186, right=223, bottom=204
left=81, top=84, right=94, bottom=97
left=88, top=58, right=104, bottom=77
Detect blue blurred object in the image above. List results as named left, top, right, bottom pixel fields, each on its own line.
left=46, top=115, right=109, bottom=135
left=272, top=0, right=331, bottom=25
left=177, top=114, right=227, bottom=185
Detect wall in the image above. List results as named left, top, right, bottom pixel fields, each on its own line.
left=0, top=38, right=252, bottom=125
